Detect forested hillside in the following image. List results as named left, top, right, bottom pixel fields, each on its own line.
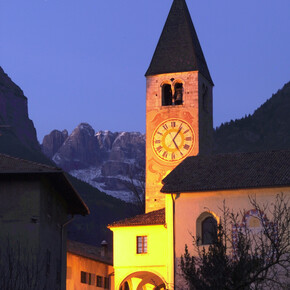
left=214, top=81, right=290, bottom=153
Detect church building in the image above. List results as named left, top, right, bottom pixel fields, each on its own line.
left=109, top=1, right=290, bottom=289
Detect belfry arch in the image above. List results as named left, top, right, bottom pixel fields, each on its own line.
left=119, top=271, right=166, bottom=290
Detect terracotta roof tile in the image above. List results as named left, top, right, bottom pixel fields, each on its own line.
left=161, top=150, right=290, bottom=193
left=108, top=208, right=165, bottom=228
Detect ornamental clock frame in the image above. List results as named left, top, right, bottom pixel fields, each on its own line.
left=152, top=118, right=195, bottom=162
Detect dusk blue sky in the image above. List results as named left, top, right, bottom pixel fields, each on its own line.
left=1, top=0, right=289, bottom=142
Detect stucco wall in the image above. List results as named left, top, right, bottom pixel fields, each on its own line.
left=171, top=187, right=290, bottom=289
left=66, top=252, right=113, bottom=290
left=40, top=177, right=69, bottom=290
left=112, top=224, right=169, bottom=289
left=0, top=176, right=70, bottom=290
left=0, top=178, right=40, bottom=247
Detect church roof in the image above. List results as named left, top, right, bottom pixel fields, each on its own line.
left=161, top=150, right=290, bottom=193
left=0, top=153, right=89, bottom=215
left=108, top=208, right=165, bottom=228
left=145, top=0, right=213, bottom=85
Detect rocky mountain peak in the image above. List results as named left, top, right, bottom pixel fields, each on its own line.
left=0, top=67, right=23, bottom=96
left=42, top=124, right=146, bottom=201
left=95, top=130, right=118, bottom=152
left=72, top=123, right=95, bottom=137
left=51, top=123, right=99, bottom=171
left=41, top=129, right=68, bottom=158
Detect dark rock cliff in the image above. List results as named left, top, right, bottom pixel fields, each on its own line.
left=0, top=67, right=40, bottom=151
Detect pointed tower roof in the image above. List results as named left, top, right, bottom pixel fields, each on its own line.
left=145, top=0, right=213, bottom=85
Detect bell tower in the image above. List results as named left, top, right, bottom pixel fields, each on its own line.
left=145, top=0, right=214, bottom=213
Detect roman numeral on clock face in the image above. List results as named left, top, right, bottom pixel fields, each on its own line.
left=171, top=122, right=176, bottom=127
left=163, top=124, right=168, bottom=130
left=155, top=140, right=161, bottom=144
left=162, top=151, right=168, bottom=158
left=156, top=146, right=162, bottom=152
left=183, top=144, right=190, bottom=150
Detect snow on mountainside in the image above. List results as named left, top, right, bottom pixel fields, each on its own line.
left=41, top=123, right=145, bottom=202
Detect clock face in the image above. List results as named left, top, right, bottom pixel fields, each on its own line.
left=152, top=118, right=195, bottom=162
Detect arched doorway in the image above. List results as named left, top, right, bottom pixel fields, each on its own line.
left=119, top=271, right=166, bottom=290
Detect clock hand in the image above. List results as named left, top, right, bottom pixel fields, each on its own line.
left=168, top=126, right=182, bottom=148
left=167, top=132, right=176, bottom=148
left=173, top=139, right=183, bottom=155
left=172, top=126, right=182, bottom=141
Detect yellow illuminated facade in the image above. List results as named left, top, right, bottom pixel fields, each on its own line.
left=109, top=201, right=175, bottom=290
left=111, top=225, right=168, bottom=289
left=66, top=240, right=114, bottom=290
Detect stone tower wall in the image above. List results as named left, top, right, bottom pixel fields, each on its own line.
left=145, top=71, right=213, bottom=213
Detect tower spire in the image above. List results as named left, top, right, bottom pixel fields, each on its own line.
left=145, top=0, right=213, bottom=85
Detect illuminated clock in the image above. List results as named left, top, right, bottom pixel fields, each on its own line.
left=152, top=118, right=195, bottom=162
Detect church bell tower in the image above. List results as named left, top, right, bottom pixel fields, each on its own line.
left=145, top=0, right=214, bottom=213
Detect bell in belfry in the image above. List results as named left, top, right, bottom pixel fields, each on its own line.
left=174, top=83, right=183, bottom=105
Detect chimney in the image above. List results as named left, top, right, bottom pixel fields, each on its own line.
left=101, top=240, right=108, bottom=257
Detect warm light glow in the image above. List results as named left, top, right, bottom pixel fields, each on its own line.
left=111, top=225, right=169, bottom=289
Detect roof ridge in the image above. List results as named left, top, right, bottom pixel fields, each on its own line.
left=0, top=153, right=60, bottom=171
left=108, top=208, right=165, bottom=228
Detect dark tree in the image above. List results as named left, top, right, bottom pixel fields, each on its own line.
left=0, top=239, right=48, bottom=290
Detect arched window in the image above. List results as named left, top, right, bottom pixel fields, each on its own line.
left=162, top=84, right=172, bottom=106
left=196, top=212, right=218, bottom=245
left=202, top=216, right=217, bottom=245
left=174, top=82, right=183, bottom=105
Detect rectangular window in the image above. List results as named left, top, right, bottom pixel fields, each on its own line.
left=96, top=275, right=103, bottom=287
left=81, top=271, right=87, bottom=284
left=137, top=236, right=147, bottom=254
left=104, top=277, right=109, bottom=289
